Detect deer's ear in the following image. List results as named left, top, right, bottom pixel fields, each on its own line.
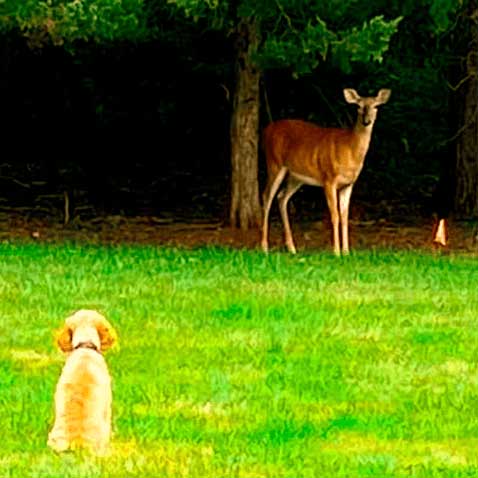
left=343, top=88, right=361, bottom=104
left=375, top=89, right=391, bottom=105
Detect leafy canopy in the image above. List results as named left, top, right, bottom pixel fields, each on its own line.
left=168, top=0, right=403, bottom=75
left=0, top=0, right=462, bottom=77
left=0, top=0, right=151, bottom=47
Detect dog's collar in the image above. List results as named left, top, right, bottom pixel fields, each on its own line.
left=73, top=341, right=101, bottom=353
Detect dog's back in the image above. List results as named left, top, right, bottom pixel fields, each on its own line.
left=48, top=349, right=112, bottom=453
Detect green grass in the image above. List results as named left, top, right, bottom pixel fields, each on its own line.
left=1, top=242, right=478, bottom=477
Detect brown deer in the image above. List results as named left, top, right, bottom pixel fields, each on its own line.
left=261, top=88, right=391, bottom=255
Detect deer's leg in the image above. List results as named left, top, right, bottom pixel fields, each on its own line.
left=324, top=184, right=340, bottom=256
left=261, top=167, right=287, bottom=253
left=277, top=176, right=302, bottom=254
left=338, top=184, right=354, bottom=255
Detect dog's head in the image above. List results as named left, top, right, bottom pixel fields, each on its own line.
left=56, top=310, right=118, bottom=353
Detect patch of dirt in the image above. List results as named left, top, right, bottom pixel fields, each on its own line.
left=1, top=213, right=477, bottom=255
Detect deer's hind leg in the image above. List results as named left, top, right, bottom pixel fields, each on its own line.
left=277, top=176, right=303, bottom=254
left=261, top=166, right=287, bottom=253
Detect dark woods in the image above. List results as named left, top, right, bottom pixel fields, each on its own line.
left=0, top=34, right=233, bottom=219
left=0, top=2, right=475, bottom=228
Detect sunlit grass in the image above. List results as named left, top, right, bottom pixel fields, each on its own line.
left=1, top=242, right=478, bottom=477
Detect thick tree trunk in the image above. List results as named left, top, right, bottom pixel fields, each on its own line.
left=455, top=2, right=478, bottom=218
left=229, top=17, right=262, bottom=230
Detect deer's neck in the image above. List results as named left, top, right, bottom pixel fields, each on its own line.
left=352, top=122, right=374, bottom=161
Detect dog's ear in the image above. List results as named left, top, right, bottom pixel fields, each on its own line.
left=96, top=321, right=118, bottom=351
left=56, top=326, right=73, bottom=352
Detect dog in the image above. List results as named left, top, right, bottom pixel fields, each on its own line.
left=47, top=310, right=118, bottom=454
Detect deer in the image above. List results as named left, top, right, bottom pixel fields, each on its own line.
left=261, top=88, right=391, bottom=256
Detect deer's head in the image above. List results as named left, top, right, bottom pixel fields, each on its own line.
left=344, top=88, right=391, bottom=128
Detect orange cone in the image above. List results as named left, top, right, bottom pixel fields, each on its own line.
left=432, top=218, right=448, bottom=247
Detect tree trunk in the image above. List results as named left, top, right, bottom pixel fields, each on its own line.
left=229, top=17, right=262, bottom=230
left=455, top=1, right=478, bottom=218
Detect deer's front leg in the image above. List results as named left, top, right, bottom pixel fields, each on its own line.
left=324, top=184, right=340, bottom=256
left=338, top=184, right=354, bottom=255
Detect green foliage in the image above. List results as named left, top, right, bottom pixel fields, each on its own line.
left=331, top=16, right=403, bottom=73
left=429, top=0, right=463, bottom=32
left=0, top=0, right=151, bottom=47
left=259, top=17, right=336, bottom=76
left=169, top=0, right=403, bottom=77
left=0, top=0, right=461, bottom=87
left=259, top=14, right=402, bottom=75
left=1, top=243, right=478, bottom=476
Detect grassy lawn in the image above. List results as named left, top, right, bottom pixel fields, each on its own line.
left=0, top=242, right=477, bottom=477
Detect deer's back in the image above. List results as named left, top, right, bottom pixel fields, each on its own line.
left=263, top=119, right=359, bottom=185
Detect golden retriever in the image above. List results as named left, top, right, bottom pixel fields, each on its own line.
left=47, top=310, right=117, bottom=454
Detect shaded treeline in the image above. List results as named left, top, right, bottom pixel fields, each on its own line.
left=0, top=8, right=466, bottom=221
